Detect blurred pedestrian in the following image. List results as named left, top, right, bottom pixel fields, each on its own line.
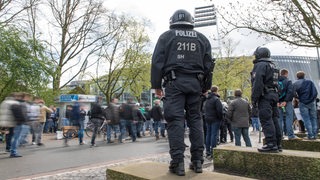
left=105, top=98, right=120, bottom=143
left=278, top=69, right=301, bottom=140
left=120, top=98, right=137, bottom=142
left=204, top=86, right=223, bottom=158
left=0, top=93, right=19, bottom=152
left=150, top=99, right=164, bottom=140
left=251, top=105, right=260, bottom=132
left=293, top=71, right=318, bottom=140
left=227, top=89, right=252, bottom=147
left=37, top=98, right=52, bottom=146
left=9, top=92, right=28, bottom=157
left=134, top=103, right=146, bottom=138
left=143, top=104, right=153, bottom=136
left=90, top=97, right=106, bottom=147
left=19, top=93, right=33, bottom=146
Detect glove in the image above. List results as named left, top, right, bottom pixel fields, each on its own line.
left=252, top=101, right=258, bottom=108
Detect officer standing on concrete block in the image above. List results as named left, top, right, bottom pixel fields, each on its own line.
left=151, top=9, right=214, bottom=176
left=251, top=47, right=282, bottom=153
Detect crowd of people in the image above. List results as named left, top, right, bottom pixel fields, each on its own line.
left=0, top=92, right=173, bottom=157
left=0, top=92, right=56, bottom=157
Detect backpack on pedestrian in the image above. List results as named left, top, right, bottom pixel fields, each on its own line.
left=278, top=79, right=286, bottom=100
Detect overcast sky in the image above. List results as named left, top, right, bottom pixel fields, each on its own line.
left=105, top=0, right=319, bottom=57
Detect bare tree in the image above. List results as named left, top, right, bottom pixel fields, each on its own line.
left=213, top=39, right=253, bottom=101
left=44, top=0, right=110, bottom=96
left=0, top=0, right=39, bottom=26
left=218, top=0, right=320, bottom=48
left=89, top=13, right=151, bottom=103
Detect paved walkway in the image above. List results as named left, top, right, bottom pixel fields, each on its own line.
left=2, top=129, right=264, bottom=180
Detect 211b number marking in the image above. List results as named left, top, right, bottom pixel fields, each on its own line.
left=177, top=42, right=196, bottom=51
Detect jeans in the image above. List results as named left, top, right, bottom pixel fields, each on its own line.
left=154, top=121, right=161, bottom=137
left=119, top=119, right=127, bottom=142
left=10, top=125, right=27, bottom=155
left=143, top=120, right=154, bottom=136
left=251, top=117, right=260, bottom=131
left=90, top=118, right=102, bottom=145
left=78, top=120, right=85, bottom=143
left=299, top=101, right=318, bottom=138
left=19, top=124, right=30, bottom=145
left=125, top=120, right=136, bottom=142
left=6, top=127, right=14, bottom=151
left=106, top=124, right=119, bottom=142
left=233, top=127, right=252, bottom=147
left=43, top=119, right=54, bottom=133
left=160, top=122, right=166, bottom=137
left=205, top=121, right=221, bottom=156
left=136, top=121, right=143, bottom=137
left=278, top=102, right=295, bottom=138
left=32, top=122, right=44, bottom=144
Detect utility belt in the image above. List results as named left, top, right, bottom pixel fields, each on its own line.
left=264, top=87, right=278, bottom=93
left=163, top=70, right=204, bottom=81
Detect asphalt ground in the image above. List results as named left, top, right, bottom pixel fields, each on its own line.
left=0, top=129, right=264, bottom=180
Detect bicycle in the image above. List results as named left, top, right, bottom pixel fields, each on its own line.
left=62, top=126, right=78, bottom=138
left=85, top=119, right=108, bottom=137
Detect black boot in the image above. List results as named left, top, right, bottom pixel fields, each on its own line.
left=169, top=161, right=185, bottom=176
left=189, top=160, right=203, bottom=173
left=277, top=140, right=283, bottom=152
left=258, top=144, right=279, bottom=153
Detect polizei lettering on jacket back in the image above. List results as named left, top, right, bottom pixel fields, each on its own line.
left=174, top=30, right=199, bottom=60
left=175, top=30, right=197, bottom=38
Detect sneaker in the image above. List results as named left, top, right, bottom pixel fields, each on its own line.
left=288, top=137, right=302, bottom=141
left=107, top=140, right=114, bottom=144
left=306, top=136, right=316, bottom=140
left=37, top=143, right=44, bottom=146
left=258, top=144, right=279, bottom=153
left=79, top=142, right=85, bottom=145
left=32, top=142, right=36, bottom=145
left=90, top=144, right=97, bottom=148
left=10, top=154, right=22, bottom=158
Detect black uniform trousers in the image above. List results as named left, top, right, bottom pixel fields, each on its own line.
left=258, top=92, right=281, bottom=146
left=163, top=75, right=204, bottom=163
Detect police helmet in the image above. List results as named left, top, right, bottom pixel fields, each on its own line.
left=169, top=9, right=194, bottom=29
left=254, top=47, right=271, bottom=59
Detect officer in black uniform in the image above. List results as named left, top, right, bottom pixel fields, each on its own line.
left=251, top=47, right=281, bottom=153
left=151, top=9, right=214, bottom=176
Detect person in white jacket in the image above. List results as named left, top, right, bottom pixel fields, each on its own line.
left=0, top=93, right=19, bottom=152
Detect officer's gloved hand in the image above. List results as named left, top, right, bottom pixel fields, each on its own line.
left=252, top=101, right=258, bottom=108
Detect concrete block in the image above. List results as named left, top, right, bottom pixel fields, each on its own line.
left=214, top=146, right=320, bottom=180
left=282, top=138, right=320, bottom=152
left=106, top=161, right=254, bottom=180
left=295, top=133, right=320, bottom=138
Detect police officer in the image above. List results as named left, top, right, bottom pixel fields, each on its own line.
left=151, top=9, right=214, bottom=176
left=251, top=47, right=281, bottom=153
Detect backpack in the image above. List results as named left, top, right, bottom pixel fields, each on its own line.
left=46, top=111, right=51, bottom=120
left=278, top=79, right=286, bottom=100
